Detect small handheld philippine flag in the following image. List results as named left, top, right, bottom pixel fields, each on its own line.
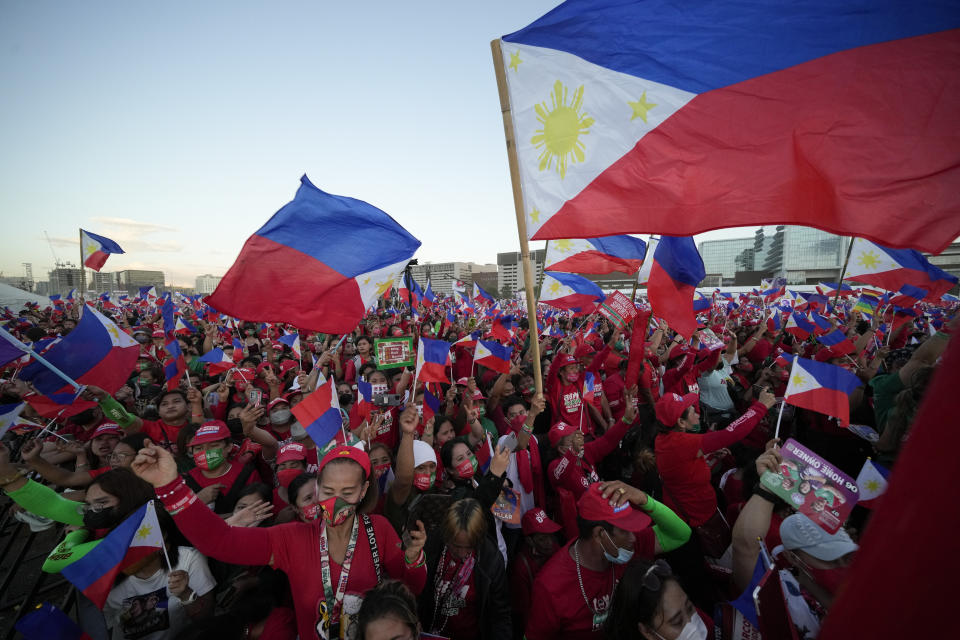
left=61, top=501, right=164, bottom=608
left=80, top=229, right=124, bottom=272
left=783, top=356, right=862, bottom=426
left=856, top=458, right=890, bottom=509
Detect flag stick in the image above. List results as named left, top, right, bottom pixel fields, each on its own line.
left=631, top=237, right=653, bottom=303
left=0, top=327, right=81, bottom=391
left=79, top=229, right=87, bottom=298
left=773, top=398, right=787, bottom=440
left=491, top=38, right=543, bottom=396
left=152, top=501, right=174, bottom=569
left=832, top=237, right=856, bottom=310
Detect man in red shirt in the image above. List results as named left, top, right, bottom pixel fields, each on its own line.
left=526, top=482, right=691, bottom=639
left=84, top=385, right=203, bottom=453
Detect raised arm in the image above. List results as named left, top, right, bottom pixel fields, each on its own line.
left=699, top=391, right=775, bottom=454
left=731, top=444, right=781, bottom=592
left=20, top=439, right=94, bottom=489
left=389, top=406, right=419, bottom=507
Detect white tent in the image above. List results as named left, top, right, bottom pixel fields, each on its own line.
left=0, top=283, right=51, bottom=311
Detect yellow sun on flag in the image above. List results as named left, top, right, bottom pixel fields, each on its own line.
left=508, top=51, right=523, bottom=72
left=865, top=480, right=880, bottom=492
left=106, top=323, right=120, bottom=342
left=529, top=208, right=541, bottom=223
left=84, top=243, right=96, bottom=257
left=531, top=80, right=595, bottom=179
left=136, top=525, right=153, bottom=539
left=375, top=280, right=392, bottom=296
left=628, top=91, right=657, bottom=123
left=791, top=374, right=807, bottom=388
left=857, top=251, right=881, bottom=270
left=554, top=239, right=573, bottom=252
left=548, top=281, right=562, bottom=295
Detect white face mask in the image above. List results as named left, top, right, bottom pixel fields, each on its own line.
left=654, top=613, right=708, bottom=640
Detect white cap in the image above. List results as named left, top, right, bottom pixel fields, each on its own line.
left=780, top=514, right=858, bottom=561
left=412, top=440, right=437, bottom=469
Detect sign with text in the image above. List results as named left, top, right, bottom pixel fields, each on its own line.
left=374, top=337, right=414, bottom=369
left=759, top=438, right=858, bottom=533
left=598, top=291, right=637, bottom=330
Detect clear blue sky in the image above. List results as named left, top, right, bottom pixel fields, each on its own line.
left=0, top=0, right=753, bottom=287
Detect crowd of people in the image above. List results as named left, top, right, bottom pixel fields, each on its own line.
left=0, top=291, right=954, bottom=639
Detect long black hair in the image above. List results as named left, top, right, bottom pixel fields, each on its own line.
left=604, top=559, right=680, bottom=640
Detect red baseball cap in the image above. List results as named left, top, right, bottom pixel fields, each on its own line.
left=91, top=423, right=124, bottom=439
left=654, top=392, right=699, bottom=426
left=455, top=377, right=470, bottom=386
left=577, top=483, right=651, bottom=532
left=318, top=445, right=371, bottom=479
left=267, top=397, right=289, bottom=411
left=667, top=343, right=690, bottom=362
left=188, top=420, right=231, bottom=447
left=522, top=507, right=562, bottom=535
left=151, top=330, right=165, bottom=338
left=279, top=360, right=298, bottom=374
left=556, top=354, right=577, bottom=368
left=573, top=344, right=596, bottom=359
left=548, top=421, right=577, bottom=448
left=277, top=442, right=307, bottom=465
left=235, top=367, right=255, bottom=382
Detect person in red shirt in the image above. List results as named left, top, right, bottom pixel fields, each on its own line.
left=525, top=482, right=691, bottom=640
left=654, top=389, right=776, bottom=528
left=133, top=442, right=429, bottom=640
left=510, top=508, right=563, bottom=639
left=84, top=385, right=203, bottom=454
left=548, top=390, right=639, bottom=500
left=183, top=420, right=264, bottom=514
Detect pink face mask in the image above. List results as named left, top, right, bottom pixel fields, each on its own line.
left=565, top=372, right=579, bottom=383
left=413, top=471, right=435, bottom=491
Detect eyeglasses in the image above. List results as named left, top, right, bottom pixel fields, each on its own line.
left=83, top=501, right=114, bottom=514
left=640, top=559, right=673, bottom=591
left=109, top=452, right=133, bottom=462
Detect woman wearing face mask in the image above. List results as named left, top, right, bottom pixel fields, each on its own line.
left=384, top=407, right=439, bottom=534
left=421, top=499, right=511, bottom=639
left=82, top=386, right=204, bottom=454
left=548, top=389, right=639, bottom=500
left=545, top=335, right=609, bottom=435
left=368, top=442, right=395, bottom=513
left=654, top=389, right=776, bottom=532
left=182, top=420, right=266, bottom=515
left=604, top=559, right=713, bottom=640
left=263, top=396, right=298, bottom=442
left=270, top=441, right=310, bottom=517
left=344, top=336, right=376, bottom=384
left=132, top=441, right=428, bottom=640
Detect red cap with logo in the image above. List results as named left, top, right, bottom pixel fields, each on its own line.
left=548, top=421, right=577, bottom=448
left=318, top=445, right=371, bottom=479
left=277, top=442, right=307, bottom=465
left=522, top=508, right=563, bottom=535
left=187, top=420, right=232, bottom=447
left=654, top=392, right=699, bottom=426
left=91, top=423, right=124, bottom=439
left=577, top=483, right=651, bottom=532
left=556, top=354, right=577, bottom=368
left=267, top=397, right=289, bottom=411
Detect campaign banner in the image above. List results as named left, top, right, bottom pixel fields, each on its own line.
left=597, top=291, right=637, bottom=330
left=374, top=337, right=414, bottom=369
left=759, top=438, right=858, bottom=533
left=698, top=328, right=725, bottom=351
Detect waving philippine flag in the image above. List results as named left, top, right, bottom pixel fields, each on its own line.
left=646, top=236, right=705, bottom=339
left=290, top=377, right=343, bottom=448
left=783, top=356, right=863, bottom=426
left=539, top=272, right=604, bottom=310
left=855, top=459, right=890, bottom=509
left=206, top=176, right=421, bottom=334
left=473, top=282, right=496, bottom=304
left=416, top=338, right=452, bottom=384
left=80, top=229, right=125, bottom=272
left=61, top=501, right=164, bottom=608
left=473, top=339, right=512, bottom=375
left=844, top=238, right=958, bottom=301
left=496, top=0, right=960, bottom=254
left=196, top=347, right=235, bottom=375
left=544, top=235, right=647, bottom=275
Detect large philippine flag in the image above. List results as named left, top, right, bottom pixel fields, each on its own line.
left=497, top=0, right=960, bottom=253
left=80, top=229, right=125, bottom=272
left=206, top=176, right=421, bottom=333
left=544, top=235, right=646, bottom=275
left=783, top=356, right=863, bottom=426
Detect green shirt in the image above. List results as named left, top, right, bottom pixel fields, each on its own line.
left=869, top=373, right=905, bottom=433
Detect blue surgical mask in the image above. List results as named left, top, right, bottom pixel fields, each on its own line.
left=602, top=530, right=634, bottom=565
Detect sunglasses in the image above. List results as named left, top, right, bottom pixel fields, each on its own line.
left=640, top=559, right=674, bottom=591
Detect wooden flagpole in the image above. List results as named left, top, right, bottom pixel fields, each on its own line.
left=79, top=229, right=87, bottom=299
left=832, top=236, right=856, bottom=311
left=491, top=39, right=544, bottom=395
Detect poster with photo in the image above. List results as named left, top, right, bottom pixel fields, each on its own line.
left=759, top=439, right=858, bottom=533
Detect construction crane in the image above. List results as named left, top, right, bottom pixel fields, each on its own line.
left=43, top=230, right=63, bottom=268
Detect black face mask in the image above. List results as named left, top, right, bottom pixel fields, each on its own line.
left=226, top=418, right=244, bottom=435
left=83, top=507, right=120, bottom=530
left=338, top=394, right=354, bottom=406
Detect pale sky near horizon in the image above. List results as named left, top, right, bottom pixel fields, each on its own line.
left=1, top=0, right=757, bottom=287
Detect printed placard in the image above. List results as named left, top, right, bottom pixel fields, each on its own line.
left=598, top=291, right=637, bottom=330
left=491, top=486, right=522, bottom=524
left=374, top=337, right=414, bottom=369
left=759, top=438, right=858, bottom=533
left=698, top=328, right=725, bottom=351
